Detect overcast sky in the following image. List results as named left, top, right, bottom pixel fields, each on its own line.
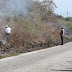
left=40, top=0, right=72, bottom=17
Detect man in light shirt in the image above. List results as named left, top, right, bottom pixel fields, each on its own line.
left=5, top=26, right=12, bottom=43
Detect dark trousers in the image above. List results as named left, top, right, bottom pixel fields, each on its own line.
left=61, top=36, right=63, bottom=45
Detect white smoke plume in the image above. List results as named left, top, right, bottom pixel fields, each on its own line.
left=0, top=0, right=32, bottom=16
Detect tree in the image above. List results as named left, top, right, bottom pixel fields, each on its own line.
left=41, top=0, right=57, bottom=20
left=28, top=0, right=57, bottom=21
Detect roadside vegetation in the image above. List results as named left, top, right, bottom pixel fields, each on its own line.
left=0, top=0, right=72, bottom=58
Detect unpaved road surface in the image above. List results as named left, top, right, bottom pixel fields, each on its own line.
left=0, top=42, right=72, bottom=72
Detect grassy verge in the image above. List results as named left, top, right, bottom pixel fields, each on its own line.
left=0, top=53, right=20, bottom=59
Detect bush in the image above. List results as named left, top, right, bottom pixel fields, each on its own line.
left=45, top=35, right=53, bottom=47
left=10, top=26, right=37, bottom=49
left=65, top=18, right=69, bottom=21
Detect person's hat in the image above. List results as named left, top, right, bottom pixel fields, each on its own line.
left=6, top=25, right=8, bottom=28
left=61, top=27, right=63, bottom=29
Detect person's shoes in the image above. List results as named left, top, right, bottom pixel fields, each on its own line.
left=61, top=43, right=63, bottom=45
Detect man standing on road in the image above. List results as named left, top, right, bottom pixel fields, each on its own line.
left=60, top=27, right=64, bottom=45
left=5, top=26, right=12, bottom=43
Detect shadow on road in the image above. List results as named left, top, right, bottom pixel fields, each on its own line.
left=51, top=60, right=72, bottom=72
left=51, top=69, right=72, bottom=72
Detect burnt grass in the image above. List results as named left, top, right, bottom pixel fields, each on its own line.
left=0, top=36, right=72, bottom=59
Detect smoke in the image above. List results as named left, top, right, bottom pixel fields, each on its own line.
left=0, top=0, right=32, bottom=16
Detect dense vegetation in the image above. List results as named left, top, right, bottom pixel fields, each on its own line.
left=0, top=0, right=72, bottom=58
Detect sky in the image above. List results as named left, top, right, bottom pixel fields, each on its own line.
left=53, top=0, right=72, bottom=17
left=40, top=0, right=72, bottom=17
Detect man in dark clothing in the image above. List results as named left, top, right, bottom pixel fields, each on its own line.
left=60, top=27, right=64, bottom=45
